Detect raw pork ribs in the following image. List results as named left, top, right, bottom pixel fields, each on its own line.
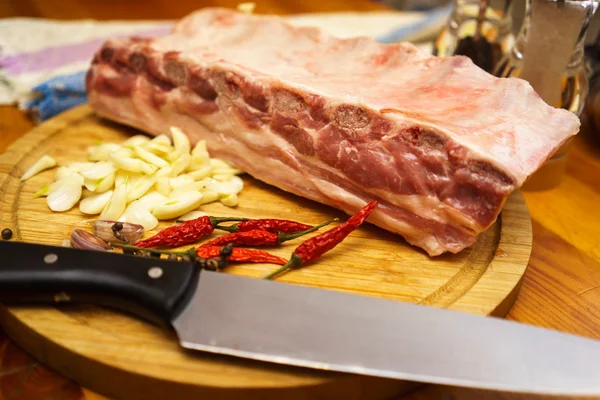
left=86, top=7, right=579, bottom=256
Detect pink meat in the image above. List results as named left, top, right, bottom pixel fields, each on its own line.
left=85, top=7, right=579, bottom=256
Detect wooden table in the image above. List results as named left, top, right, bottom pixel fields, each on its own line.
left=2, top=1, right=600, bottom=399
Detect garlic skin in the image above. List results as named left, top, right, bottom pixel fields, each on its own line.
left=91, top=220, right=144, bottom=243
left=21, top=155, right=57, bottom=181
left=70, top=229, right=112, bottom=251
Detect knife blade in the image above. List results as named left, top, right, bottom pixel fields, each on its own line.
left=2, top=240, right=600, bottom=396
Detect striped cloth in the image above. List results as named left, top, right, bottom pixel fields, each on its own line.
left=0, top=8, right=450, bottom=122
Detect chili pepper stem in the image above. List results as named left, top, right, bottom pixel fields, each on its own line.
left=264, top=253, right=303, bottom=280
left=176, top=217, right=249, bottom=224
left=112, top=243, right=196, bottom=258
left=214, top=225, right=239, bottom=233
left=277, top=218, right=338, bottom=243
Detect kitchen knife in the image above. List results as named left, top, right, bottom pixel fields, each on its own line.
left=1, top=240, right=599, bottom=396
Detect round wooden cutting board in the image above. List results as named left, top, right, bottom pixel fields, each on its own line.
left=0, top=105, right=532, bottom=400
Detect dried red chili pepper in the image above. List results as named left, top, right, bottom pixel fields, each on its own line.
left=200, top=219, right=337, bottom=248
left=264, top=200, right=377, bottom=280
left=134, top=216, right=248, bottom=248
left=196, top=246, right=287, bottom=265
left=216, top=219, right=313, bottom=234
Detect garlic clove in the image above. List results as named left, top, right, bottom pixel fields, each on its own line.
left=100, top=182, right=128, bottom=220
left=219, top=193, right=239, bottom=207
left=88, top=143, right=121, bottom=161
left=70, top=229, right=112, bottom=251
left=91, top=220, right=144, bottom=243
left=80, top=190, right=113, bottom=214
left=134, top=145, right=169, bottom=168
left=109, top=152, right=156, bottom=175
left=115, top=170, right=141, bottom=187
left=153, top=191, right=204, bottom=220
left=137, top=191, right=167, bottom=212
left=78, top=161, right=116, bottom=180
left=191, top=140, right=208, bottom=156
left=46, top=174, right=83, bottom=212
left=156, top=165, right=174, bottom=177
left=169, top=175, right=195, bottom=189
left=170, top=126, right=191, bottom=155
left=54, top=166, right=77, bottom=181
left=94, top=171, right=116, bottom=193
left=21, top=155, right=57, bottom=181
left=206, top=175, right=244, bottom=196
left=155, top=177, right=172, bottom=196
left=150, top=134, right=172, bottom=146
left=199, top=189, right=219, bottom=204
left=122, top=135, right=151, bottom=148
left=119, top=200, right=159, bottom=230
left=187, top=164, right=213, bottom=180
left=170, top=153, right=192, bottom=176
left=127, top=175, right=156, bottom=203
left=170, top=181, right=208, bottom=197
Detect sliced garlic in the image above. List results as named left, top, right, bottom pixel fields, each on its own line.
left=155, top=177, right=171, bottom=196
left=100, top=182, right=128, bottom=220
left=187, top=164, right=213, bottom=180
left=127, top=175, right=156, bottom=203
left=78, top=161, right=116, bottom=180
left=115, top=170, right=141, bottom=187
left=178, top=210, right=208, bottom=221
left=206, top=175, right=244, bottom=196
left=119, top=200, right=158, bottom=230
left=166, top=149, right=183, bottom=163
left=134, top=145, right=169, bottom=168
left=113, top=147, right=135, bottom=158
left=171, top=153, right=191, bottom=176
left=156, top=165, right=174, bottom=178
left=170, top=181, right=208, bottom=197
left=153, top=191, right=204, bottom=220
left=21, top=155, right=57, bottom=181
left=88, top=143, right=121, bottom=161
left=169, top=175, right=195, bottom=189
left=122, top=135, right=151, bottom=148
left=170, top=127, right=191, bottom=155
left=144, top=141, right=172, bottom=156
left=68, top=161, right=97, bottom=173
left=150, top=134, right=172, bottom=146
left=95, top=171, right=116, bottom=193
left=219, top=193, right=239, bottom=207
left=213, top=167, right=243, bottom=175
left=109, top=152, right=156, bottom=175
left=212, top=174, right=234, bottom=182
left=137, top=191, right=167, bottom=212
left=191, top=140, right=208, bottom=156
left=54, top=166, right=77, bottom=181
left=80, top=190, right=113, bottom=214
left=46, top=174, right=83, bottom=212
left=199, top=189, right=219, bottom=204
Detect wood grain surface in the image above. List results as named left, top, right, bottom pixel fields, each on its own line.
left=2, top=0, right=600, bottom=399
left=0, top=104, right=531, bottom=400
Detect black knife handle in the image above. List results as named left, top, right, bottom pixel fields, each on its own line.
left=0, top=241, right=199, bottom=327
